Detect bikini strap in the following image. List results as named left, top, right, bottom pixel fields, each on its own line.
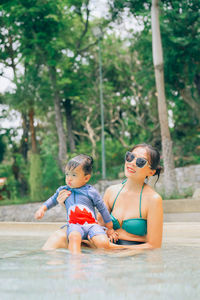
left=139, top=183, right=145, bottom=218
left=111, top=180, right=127, bottom=212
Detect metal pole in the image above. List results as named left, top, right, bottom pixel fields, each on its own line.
left=98, top=38, right=106, bottom=179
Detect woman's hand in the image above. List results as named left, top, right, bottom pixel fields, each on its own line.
left=57, top=190, right=71, bottom=207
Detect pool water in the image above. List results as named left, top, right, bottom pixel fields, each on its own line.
left=0, top=235, right=200, bottom=300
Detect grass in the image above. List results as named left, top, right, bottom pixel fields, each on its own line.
left=0, top=197, right=43, bottom=206
left=161, top=188, right=193, bottom=200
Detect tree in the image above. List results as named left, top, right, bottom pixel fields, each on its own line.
left=161, top=0, right=200, bottom=124
left=151, top=0, right=177, bottom=196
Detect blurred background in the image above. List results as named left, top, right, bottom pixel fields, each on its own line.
left=0, top=0, right=199, bottom=205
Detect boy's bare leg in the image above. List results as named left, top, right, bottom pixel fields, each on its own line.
left=42, top=228, right=68, bottom=250
left=90, top=235, right=143, bottom=257
left=90, top=234, right=131, bottom=250
left=42, top=228, right=141, bottom=253
left=91, top=235, right=144, bottom=251
left=90, top=234, right=110, bottom=249
left=68, top=231, right=82, bottom=254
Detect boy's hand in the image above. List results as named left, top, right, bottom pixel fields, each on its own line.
left=34, top=205, right=47, bottom=220
left=57, top=190, right=71, bottom=207
left=106, top=228, right=118, bottom=243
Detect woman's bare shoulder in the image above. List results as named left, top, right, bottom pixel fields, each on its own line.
left=105, top=183, right=123, bottom=195
left=103, top=183, right=123, bottom=206
left=145, top=184, right=162, bottom=203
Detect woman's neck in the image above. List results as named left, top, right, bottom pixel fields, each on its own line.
left=125, top=177, right=145, bottom=192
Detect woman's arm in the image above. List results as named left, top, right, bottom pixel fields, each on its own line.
left=130, top=193, right=163, bottom=250
left=146, top=194, right=163, bottom=248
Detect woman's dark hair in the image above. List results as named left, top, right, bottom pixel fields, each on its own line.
left=66, top=154, right=93, bottom=175
left=131, top=143, right=163, bottom=181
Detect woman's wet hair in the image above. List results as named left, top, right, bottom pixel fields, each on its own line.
left=131, top=143, right=163, bottom=181
left=66, top=154, right=93, bottom=175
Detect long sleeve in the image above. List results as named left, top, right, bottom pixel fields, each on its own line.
left=87, top=187, right=111, bottom=224
left=43, top=186, right=67, bottom=210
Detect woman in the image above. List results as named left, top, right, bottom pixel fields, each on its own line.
left=42, top=144, right=163, bottom=250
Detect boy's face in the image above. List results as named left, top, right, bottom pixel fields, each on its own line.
left=65, top=164, right=91, bottom=188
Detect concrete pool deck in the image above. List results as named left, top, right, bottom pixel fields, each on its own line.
left=0, top=221, right=200, bottom=247
left=1, top=198, right=200, bottom=222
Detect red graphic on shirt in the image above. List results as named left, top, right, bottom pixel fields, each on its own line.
left=69, top=206, right=97, bottom=225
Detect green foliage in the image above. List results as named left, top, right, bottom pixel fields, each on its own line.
left=29, top=153, right=43, bottom=201
left=161, top=187, right=193, bottom=200
left=0, top=196, right=31, bottom=206
left=39, top=128, right=65, bottom=198
left=0, top=164, right=18, bottom=201
left=41, top=154, right=64, bottom=199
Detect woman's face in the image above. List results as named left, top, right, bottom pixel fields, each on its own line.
left=124, top=147, right=154, bottom=180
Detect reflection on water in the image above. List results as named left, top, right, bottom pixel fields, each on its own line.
left=0, top=236, right=200, bottom=300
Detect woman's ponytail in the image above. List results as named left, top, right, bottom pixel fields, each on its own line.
left=153, top=165, right=163, bottom=184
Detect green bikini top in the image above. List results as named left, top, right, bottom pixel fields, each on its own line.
left=110, top=181, right=147, bottom=236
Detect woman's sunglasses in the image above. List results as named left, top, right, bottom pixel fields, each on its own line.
left=125, top=151, right=151, bottom=168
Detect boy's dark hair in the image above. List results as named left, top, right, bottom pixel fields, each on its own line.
left=66, top=154, right=93, bottom=175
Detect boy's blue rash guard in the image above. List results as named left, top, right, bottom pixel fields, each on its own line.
left=43, top=184, right=112, bottom=224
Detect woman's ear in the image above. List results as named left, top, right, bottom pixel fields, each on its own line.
left=148, top=169, right=156, bottom=177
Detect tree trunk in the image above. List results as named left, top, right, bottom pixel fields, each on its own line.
left=151, top=0, right=178, bottom=197
left=49, top=67, right=67, bottom=170
left=180, top=88, right=200, bottom=123
left=194, top=74, right=200, bottom=98
left=29, top=108, right=37, bottom=154
left=63, top=99, right=76, bottom=152
left=20, top=112, right=29, bottom=161
left=85, top=113, right=97, bottom=159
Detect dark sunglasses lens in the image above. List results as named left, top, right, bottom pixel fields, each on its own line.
left=125, top=152, right=135, bottom=162
left=136, top=158, right=147, bottom=168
